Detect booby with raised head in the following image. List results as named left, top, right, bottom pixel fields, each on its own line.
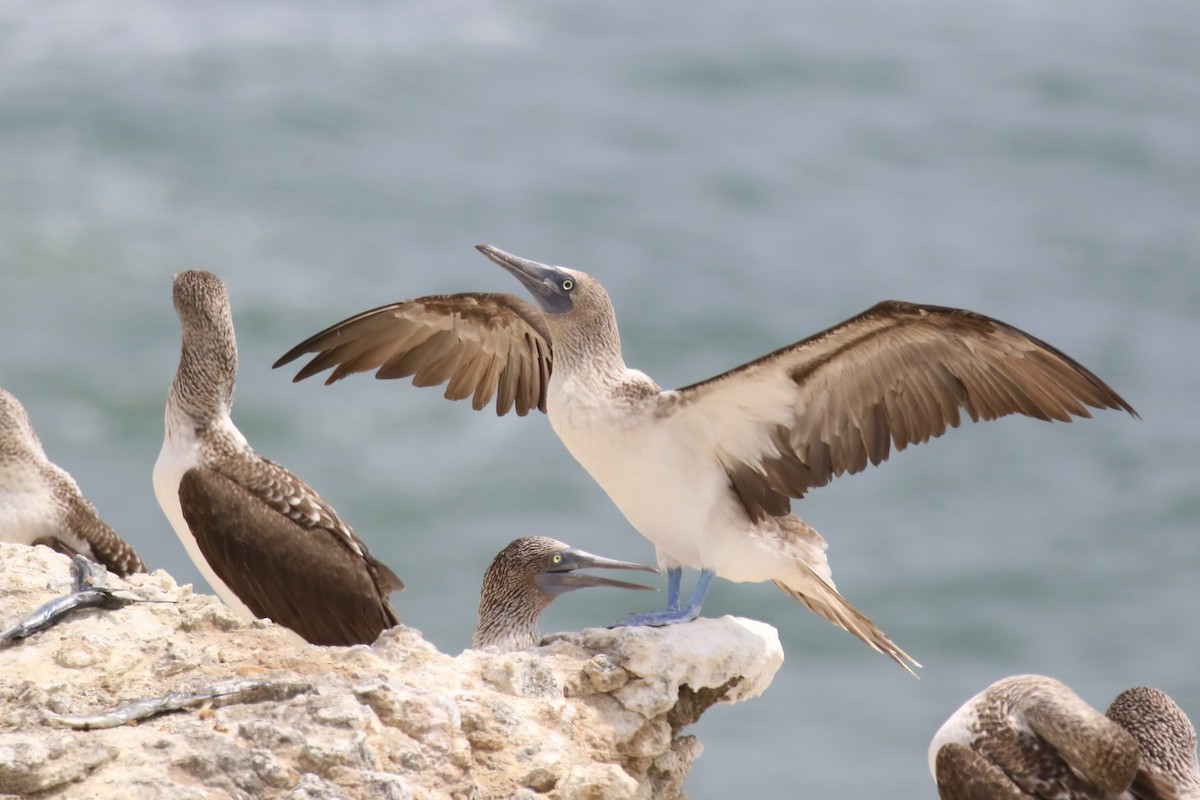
left=474, top=535, right=657, bottom=652
left=930, top=674, right=1200, bottom=799
left=153, top=270, right=403, bottom=646
left=0, top=387, right=146, bottom=577
left=275, top=245, right=1137, bottom=673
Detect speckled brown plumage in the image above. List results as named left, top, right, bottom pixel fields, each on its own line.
left=932, top=676, right=1200, bottom=800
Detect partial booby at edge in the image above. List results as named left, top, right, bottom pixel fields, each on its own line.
left=473, top=536, right=657, bottom=652
left=275, top=244, right=1137, bottom=674
left=0, top=387, right=146, bottom=578
left=153, top=270, right=403, bottom=647
left=930, top=674, right=1200, bottom=800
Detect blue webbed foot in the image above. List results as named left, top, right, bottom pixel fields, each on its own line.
left=611, top=568, right=715, bottom=628
left=613, top=604, right=703, bottom=627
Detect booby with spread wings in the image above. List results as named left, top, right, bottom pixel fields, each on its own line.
left=276, top=245, right=1137, bottom=673
left=154, top=270, right=403, bottom=646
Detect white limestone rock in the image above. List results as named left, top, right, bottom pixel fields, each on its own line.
left=0, top=542, right=783, bottom=799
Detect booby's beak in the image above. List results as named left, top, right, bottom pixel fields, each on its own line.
left=535, top=548, right=659, bottom=597
left=476, top=244, right=575, bottom=315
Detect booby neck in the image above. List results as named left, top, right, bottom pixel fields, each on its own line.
left=167, top=272, right=238, bottom=433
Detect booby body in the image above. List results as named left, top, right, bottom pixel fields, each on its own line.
left=154, top=270, right=403, bottom=646
left=275, top=245, right=1137, bottom=673
left=473, top=536, right=656, bottom=652
left=0, top=387, right=146, bottom=577
left=930, top=675, right=1200, bottom=799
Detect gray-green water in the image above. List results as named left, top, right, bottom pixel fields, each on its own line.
left=2, top=1, right=1198, bottom=797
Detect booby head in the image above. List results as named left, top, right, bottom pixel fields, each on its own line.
left=0, top=388, right=45, bottom=458
left=473, top=536, right=657, bottom=652
left=170, top=270, right=238, bottom=425
left=476, top=244, right=625, bottom=371
left=1106, top=686, right=1200, bottom=796
left=476, top=244, right=583, bottom=316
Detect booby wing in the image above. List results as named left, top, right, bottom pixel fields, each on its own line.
left=274, top=293, right=553, bottom=416
left=59, top=491, right=148, bottom=577
left=934, top=743, right=1029, bottom=800
left=666, top=301, right=1138, bottom=521
left=177, top=460, right=402, bottom=646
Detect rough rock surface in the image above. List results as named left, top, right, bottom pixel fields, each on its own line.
left=0, top=543, right=783, bottom=799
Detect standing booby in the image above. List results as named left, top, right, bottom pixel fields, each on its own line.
left=0, top=387, right=146, bottom=577
left=930, top=675, right=1200, bottom=799
left=153, top=270, right=403, bottom=646
left=1107, top=686, right=1200, bottom=799
left=275, top=244, right=1137, bottom=673
left=473, top=535, right=657, bottom=651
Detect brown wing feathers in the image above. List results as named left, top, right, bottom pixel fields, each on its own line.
left=274, top=293, right=552, bottom=416
left=705, top=301, right=1136, bottom=521
left=178, top=467, right=400, bottom=646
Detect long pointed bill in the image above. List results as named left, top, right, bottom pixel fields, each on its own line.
left=536, top=548, right=659, bottom=595
left=475, top=244, right=574, bottom=314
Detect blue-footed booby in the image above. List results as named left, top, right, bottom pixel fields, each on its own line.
left=153, top=270, right=403, bottom=647
left=274, top=245, right=1137, bottom=673
left=474, top=536, right=657, bottom=652
left=0, top=387, right=146, bottom=577
left=930, top=675, right=1200, bottom=799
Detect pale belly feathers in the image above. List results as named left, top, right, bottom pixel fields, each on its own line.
left=152, top=409, right=256, bottom=620
left=0, top=461, right=90, bottom=555
left=547, top=375, right=790, bottom=583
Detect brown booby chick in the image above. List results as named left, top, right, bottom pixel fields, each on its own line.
left=0, top=387, right=146, bottom=577
left=153, top=270, right=403, bottom=646
left=474, top=536, right=656, bottom=652
left=275, top=245, right=1137, bottom=674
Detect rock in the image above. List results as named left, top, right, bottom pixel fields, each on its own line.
left=0, top=543, right=783, bottom=799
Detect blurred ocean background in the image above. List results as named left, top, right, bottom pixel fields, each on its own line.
left=2, top=1, right=1198, bottom=797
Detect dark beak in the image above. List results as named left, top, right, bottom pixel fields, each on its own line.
left=476, top=244, right=574, bottom=315
left=536, top=548, right=659, bottom=597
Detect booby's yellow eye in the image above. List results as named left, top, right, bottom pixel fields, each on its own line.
left=552, top=553, right=563, bottom=564
left=561, top=279, right=574, bottom=292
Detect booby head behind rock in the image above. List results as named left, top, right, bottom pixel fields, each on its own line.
left=0, top=387, right=146, bottom=577
left=473, top=536, right=656, bottom=652
left=153, top=270, right=403, bottom=647
left=275, top=245, right=1137, bottom=675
